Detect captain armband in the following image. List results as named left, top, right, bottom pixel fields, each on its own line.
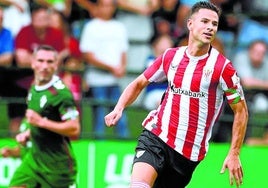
left=224, top=73, right=245, bottom=104
left=225, top=85, right=245, bottom=104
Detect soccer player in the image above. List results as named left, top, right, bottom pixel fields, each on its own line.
left=9, top=45, right=80, bottom=188
left=105, top=1, right=248, bottom=188
left=0, top=118, right=31, bottom=158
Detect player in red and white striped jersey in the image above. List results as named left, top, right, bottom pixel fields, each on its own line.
left=105, top=1, right=248, bottom=188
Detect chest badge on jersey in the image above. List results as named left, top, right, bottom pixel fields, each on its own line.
left=40, top=95, right=47, bottom=108
left=203, top=67, right=213, bottom=81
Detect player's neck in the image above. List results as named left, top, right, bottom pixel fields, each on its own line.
left=187, top=41, right=210, bottom=57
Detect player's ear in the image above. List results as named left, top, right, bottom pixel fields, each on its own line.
left=187, top=18, right=193, bottom=31
left=30, top=55, right=35, bottom=69
left=54, top=59, right=60, bottom=71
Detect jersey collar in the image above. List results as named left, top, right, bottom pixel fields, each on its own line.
left=35, top=75, right=60, bottom=91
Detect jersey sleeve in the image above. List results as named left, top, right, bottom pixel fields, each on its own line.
left=220, top=62, right=245, bottom=104
left=143, top=54, right=166, bottom=82
left=143, top=48, right=176, bottom=82
left=58, top=88, right=80, bottom=121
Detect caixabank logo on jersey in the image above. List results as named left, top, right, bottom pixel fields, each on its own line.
left=169, top=81, right=207, bottom=98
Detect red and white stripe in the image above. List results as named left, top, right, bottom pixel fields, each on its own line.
left=142, top=46, right=240, bottom=161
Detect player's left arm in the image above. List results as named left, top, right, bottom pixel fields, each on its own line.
left=220, top=63, right=249, bottom=187
left=220, top=100, right=248, bottom=188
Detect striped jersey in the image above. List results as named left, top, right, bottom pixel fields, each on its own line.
left=142, top=46, right=244, bottom=162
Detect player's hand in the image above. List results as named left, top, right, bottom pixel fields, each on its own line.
left=0, top=147, right=21, bottom=158
left=0, top=148, right=12, bottom=157
left=16, top=130, right=30, bottom=146
left=220, top=154, right=243, bottom=188
left=104, top=110, right=122, bottom=127
left=26, top=109, right=43, bottom=127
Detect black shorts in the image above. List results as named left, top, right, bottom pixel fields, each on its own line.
left=133, top=129, right=200, bottom=188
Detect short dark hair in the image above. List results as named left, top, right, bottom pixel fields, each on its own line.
left=33, top=45, right=58, bottom=57
left=30, top=2, right=48, bottom=14
left=190, top=1, right=221, bottom=17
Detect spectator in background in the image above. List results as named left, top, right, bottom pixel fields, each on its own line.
left=76, top=0, right=160, bottom=41
left=116, top=0, right=160, bottom=15
left=237, top=0, right=268, bottom=51
left=0, top=6, right=13, bottom=67
left=74, top=0, right=97, bottom=18
left=49, top=9, right=84, bottom=106
left=72, top=0, right=98, bottom=39
left=232, top=40, right=268, bottom=144
left=214, top=0, right=241, bottom=57
left=233, top=40, right=268, bottom=114
left=115, top=0, right=160, bottom=43
left=0, top=6, right=14, bottom=134
left=115, top=0, right=161, bottom=75
left=143, top=34, right=173, bottom=111
left=80, top=0, right=129, bottom=139
left=33, top=0, right=73, bottom=18
left=0, top=6, right=18, bottom=137
left=176, top=0, right=200, bottom=41
left=15, top=4, right=66, bottom=67
left=151, top=0, right=182, bottom=44
left=0, top=0, right=31, bottom=37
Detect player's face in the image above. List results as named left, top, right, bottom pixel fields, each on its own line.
left=187, top=8, right=219, bottom=45
left=31, top=49, right=58, bottom=86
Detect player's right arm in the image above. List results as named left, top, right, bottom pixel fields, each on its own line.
left=26, top=109, right=80, bottom=138
left=105, top=74, right=149, bottom=127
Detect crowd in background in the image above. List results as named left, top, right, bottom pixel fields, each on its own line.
left=1, top=0, right=268, bottom=144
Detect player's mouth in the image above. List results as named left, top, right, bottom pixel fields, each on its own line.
left=203, top=32, right=214, bottom=40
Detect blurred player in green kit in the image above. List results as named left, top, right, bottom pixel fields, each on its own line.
left=9, top=45, right=80, bottom=188
left=1, top=118, right=31, bottom=158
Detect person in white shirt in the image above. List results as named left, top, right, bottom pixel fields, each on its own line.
left=80, top=0, right=129, bottom=139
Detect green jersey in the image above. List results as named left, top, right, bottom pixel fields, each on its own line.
left=26, top=75, right=78, bottom=171
left=26, top=75, right=78, bottom=183
left=18, top=118, right=32, bottom=158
